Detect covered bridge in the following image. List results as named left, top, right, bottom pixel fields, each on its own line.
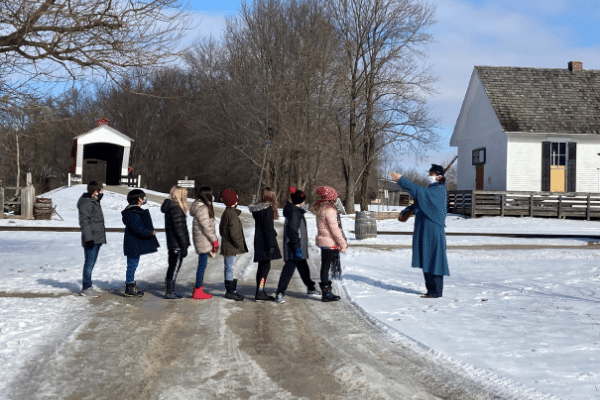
left=70, top=118, right=133, bottom=186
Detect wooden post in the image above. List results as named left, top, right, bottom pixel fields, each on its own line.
left=529, top=195, right=534, bottom=217
left=558, top=195, right=562, bottom=218
left=587, top=195, right=591, bottom=221
left=21, top=186, right=35, bottom=220
left=500, top=194, right=505, bottom=217
left=0, top=187, right=4, bottom=219
left=470, top=191, right=476, bottom=218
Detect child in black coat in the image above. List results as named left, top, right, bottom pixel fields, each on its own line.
left=248, top=187, right=282, bottom=301
left=161, top=186, right=190, bottom=299
left=275, top=187, right=320, bottom=304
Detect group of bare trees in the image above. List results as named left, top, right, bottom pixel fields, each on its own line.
left=1, top=0, right=441, bottom=208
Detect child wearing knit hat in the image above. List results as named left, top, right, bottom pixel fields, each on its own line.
left=218, top=189, right=247, bottom=301
left=310, top=186, right=346, bottom=302
left=274, top=186, right=320, bottom=304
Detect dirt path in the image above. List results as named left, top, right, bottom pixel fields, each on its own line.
left=7, top=187, right=516, bottom=399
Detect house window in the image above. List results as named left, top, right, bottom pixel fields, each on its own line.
left=472, top=148, right=486, bottom=165
left=551, top=142, right=566, bottom=166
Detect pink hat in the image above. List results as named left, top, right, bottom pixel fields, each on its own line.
left=316, top=186, right=338, bottom=201
left=221, top=189, right=238, bottom=207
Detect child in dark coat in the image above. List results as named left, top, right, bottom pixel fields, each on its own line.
left=275, top=186, right=320, bottom=304
left=121, top=189, right=159, bottom=297
left=219, top=189, right=248, bottom=301
left=77, top=181, right=107, bottom=297
left=161, top=186, right=190, bottom=299
left=248, top=187, right=282, bottom=301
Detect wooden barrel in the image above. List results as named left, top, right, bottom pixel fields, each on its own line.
left=34, top=198, right=53, bottom=220
left=354, top=211, right=377, bottom=240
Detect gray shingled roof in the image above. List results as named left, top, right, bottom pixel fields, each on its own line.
left=475, top=65, right=600, bottom=134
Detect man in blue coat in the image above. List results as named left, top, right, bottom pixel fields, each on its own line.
left=391, top=164, right=449, bottom=298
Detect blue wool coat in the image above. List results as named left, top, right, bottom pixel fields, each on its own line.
left=397, top=176, right=449, bottom=276
left=121, top=205, right=160, bottom=257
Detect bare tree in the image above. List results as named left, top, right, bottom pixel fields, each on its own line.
left=184, top=0, right=344, bottom=202
left=0, top=0, right=191, bottom=110
left=326, top=0, right=439, bottom=210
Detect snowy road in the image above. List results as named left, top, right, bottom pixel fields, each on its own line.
left=6, top=245, right=510, bottom=400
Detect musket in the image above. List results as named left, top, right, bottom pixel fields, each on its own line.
left=398, top=155, right=458, bottom=222
left=444, top=155, right=458, bottom=174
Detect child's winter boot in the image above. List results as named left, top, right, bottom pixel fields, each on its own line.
left=164, top=279, right=178, bottom=299
left=224, top=279, right=244, bottom=301
left=125, top=281, right=144, bottom=298
left=319, top=282, right=340, bottom=302
left=192, top=286, right=212, bottom=300
left=255, top=277, right=274, bottom=301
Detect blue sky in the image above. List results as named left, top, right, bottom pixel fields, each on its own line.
left=183, top=0, right=600, bottom=167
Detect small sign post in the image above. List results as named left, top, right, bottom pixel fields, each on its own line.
left=177, top=176, right=195, bottom=189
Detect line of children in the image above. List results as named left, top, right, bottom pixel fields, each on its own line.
left=82, top=184, right=345, bottom=302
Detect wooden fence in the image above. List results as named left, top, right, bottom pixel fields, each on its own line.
left=448, top=190, right=600, bottom=220
left=1, top=186, right=21, bottom=218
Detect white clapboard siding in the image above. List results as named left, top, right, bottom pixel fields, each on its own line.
left=452, top=70, right=507, bottom=191
left=506, top=135, right=541, bottom=191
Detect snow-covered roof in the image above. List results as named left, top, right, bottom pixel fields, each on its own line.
left=74, top=125, right=133, bottom=147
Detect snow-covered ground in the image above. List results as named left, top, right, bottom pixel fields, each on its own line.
left=1, top=185, right=599, bottom=399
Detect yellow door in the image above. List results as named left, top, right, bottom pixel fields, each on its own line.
left=550, top=166, right=565, bottom=192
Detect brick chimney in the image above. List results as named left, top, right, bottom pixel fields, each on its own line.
left=568, top=61, right=583, bottom=72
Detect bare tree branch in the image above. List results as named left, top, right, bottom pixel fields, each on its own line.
left=1, top=0, right=192, bottom=109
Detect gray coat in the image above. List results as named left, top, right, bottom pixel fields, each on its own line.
left=282, top=202, right=308, bottom=261
left=77, top=193, right=107, bottom=247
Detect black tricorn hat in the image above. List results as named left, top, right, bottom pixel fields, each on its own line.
left=429, top=164, right=444, bottom=176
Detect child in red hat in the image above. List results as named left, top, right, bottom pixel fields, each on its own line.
left=219, top=189, right=247, bottom=301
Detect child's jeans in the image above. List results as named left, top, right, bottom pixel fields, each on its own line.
left=126, top=256, right=140, bottom=283
left=224, top=255, right=235, bottom=281
left=196, top=253, right=209, bottom=287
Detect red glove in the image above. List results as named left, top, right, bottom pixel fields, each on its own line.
left=212, top=241, right=219, bottom=253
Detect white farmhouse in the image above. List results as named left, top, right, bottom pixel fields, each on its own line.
left=451, top=61, right=600, bottom=193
